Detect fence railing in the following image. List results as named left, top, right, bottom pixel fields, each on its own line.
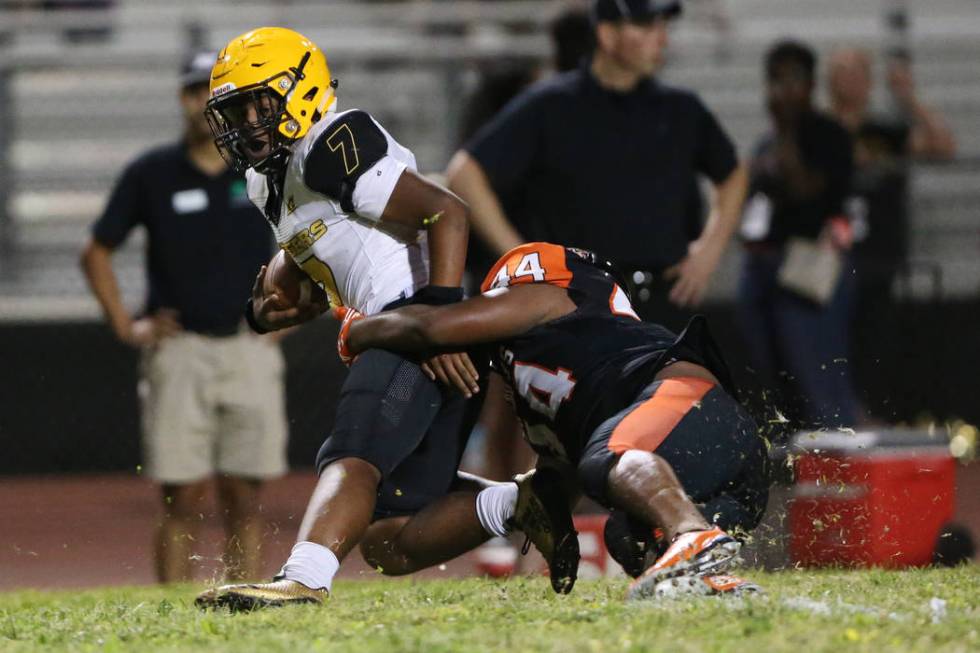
left=1, top=0, right=977, bottom=320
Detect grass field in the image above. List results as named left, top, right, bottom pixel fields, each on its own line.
left=1, top=568, right=977, bottom=653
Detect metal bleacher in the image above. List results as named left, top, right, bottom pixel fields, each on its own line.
left=0, top=0, right=978, bottom=321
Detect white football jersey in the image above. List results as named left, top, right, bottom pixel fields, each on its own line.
left=246, top=109, right=429, bottom=315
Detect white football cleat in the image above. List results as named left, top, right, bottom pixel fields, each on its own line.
left=652, top=573, right=764, bottom=599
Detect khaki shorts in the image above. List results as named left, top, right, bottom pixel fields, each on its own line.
left=138, top=331, right=288, bottom=484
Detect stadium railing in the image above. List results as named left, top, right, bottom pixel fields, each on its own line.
left=0, top=0, right=978, bottom=320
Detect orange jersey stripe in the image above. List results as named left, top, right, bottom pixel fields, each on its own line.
left=480, top=242, right=572, bottom=293
left=608, top=377, right=715, bottom=455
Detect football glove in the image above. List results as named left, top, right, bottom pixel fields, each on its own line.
left=332, top=306, right=363, bottom=366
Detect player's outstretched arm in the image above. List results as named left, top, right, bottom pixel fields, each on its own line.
left=345, top=283, right=574, bottom=356
left=381, top=170, right=470, bottom=288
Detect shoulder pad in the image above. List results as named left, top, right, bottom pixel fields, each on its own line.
left=304, top=110, right=388, bottom=211
left=481, top=242, right=573, bottom=293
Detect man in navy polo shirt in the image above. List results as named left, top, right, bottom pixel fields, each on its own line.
left=447, top=0, right=747, bottom=325
left=80, top=51, right=287, bottom=583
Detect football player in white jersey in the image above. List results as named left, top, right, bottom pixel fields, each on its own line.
left=195, top=27, right=579, bottom=609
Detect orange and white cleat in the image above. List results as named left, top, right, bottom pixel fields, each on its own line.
left=626, top=526, right=740, bottom=601
left=652, top=573, right=763, bottom=599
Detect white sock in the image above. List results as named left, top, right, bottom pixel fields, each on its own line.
left=475, top=483, right=519, bottom=538
left=278, top=541, right=340, bottom=592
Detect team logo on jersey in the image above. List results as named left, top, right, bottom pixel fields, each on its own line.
left=281, top=219, right=328, bottom=258
left=286, top=195, right=297, bottom=214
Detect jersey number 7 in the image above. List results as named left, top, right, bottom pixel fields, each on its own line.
left=326, top=123, right=360, bottom=175
left=297, top=255, right=343, bottom=308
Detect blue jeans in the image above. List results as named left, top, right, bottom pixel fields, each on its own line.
left=736, top=249, right=859, bottom=427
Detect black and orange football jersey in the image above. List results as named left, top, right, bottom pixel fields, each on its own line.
left=480, top=242, right=735, bottom=462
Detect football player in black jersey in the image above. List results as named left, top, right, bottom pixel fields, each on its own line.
left=335, top=243, right=770, bottom=597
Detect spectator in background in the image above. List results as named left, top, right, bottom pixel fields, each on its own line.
left=827, top=47, right=957, bottom=420
left=447, top=0, right=747, bottom=332
left=828, top=47, right=956, bottom=289
left=455, top=62, right=539, bottom=286
left=737, top=40, right=858, bottom=428
left=79, top=52, right=288, bottom=583
left=455, top=5, right=597, bottom=483
left=550, top=4, right=596, bottom=74
left=456, top=5, right=596, bottom=284
left=829, top=48, right=956, bottom=162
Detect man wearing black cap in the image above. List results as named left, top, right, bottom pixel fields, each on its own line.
left=80, top=52, right=288, bottom=583
left=447, top=0, right=747, bottom=324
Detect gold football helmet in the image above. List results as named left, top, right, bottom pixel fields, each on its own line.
left=205, top=26, right=337, bottom=173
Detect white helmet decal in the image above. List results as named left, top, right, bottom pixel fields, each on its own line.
left=211, top=82, right=236, bottom=97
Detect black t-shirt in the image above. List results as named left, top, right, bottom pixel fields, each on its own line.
left=92, top=142, right=274, bottom=334
left=465, top=65, right=738, bottom=271
left=745, top=111, right=853, bottom=245
left=480, top=243, right=735, bottom=462
left=456, top=65, right=538, bottom=280
left=850, top=117, right=910, bottom=275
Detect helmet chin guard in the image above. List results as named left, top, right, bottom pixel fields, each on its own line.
left=206, top=80, right=297, bottom=174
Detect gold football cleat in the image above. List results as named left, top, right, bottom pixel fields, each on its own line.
left=509, top=468, right=580, bottom=595
left=195, top=579, right=328, bottom=612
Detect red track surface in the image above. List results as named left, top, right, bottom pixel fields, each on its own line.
left=2, top=465, right=976, bottom=591
left=0, top=472, right=482, bottom=591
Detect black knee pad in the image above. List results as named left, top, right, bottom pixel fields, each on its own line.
left=316, top=348, right=488, bottom=521
left=315, top=349, right=443, bottom=477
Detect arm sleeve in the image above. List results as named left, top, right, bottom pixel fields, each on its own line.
left=91, top=158, right=145, bottom=247
left=692, top=96, right=739, bottom=183
left=303, top=110, right=395, bottom=221
left=463, top=89, right=545, bottom=196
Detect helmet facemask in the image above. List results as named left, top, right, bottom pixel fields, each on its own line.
left=205, top=52, right=315, bottom=175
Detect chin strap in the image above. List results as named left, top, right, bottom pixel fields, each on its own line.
left=320, top=86, right=338, bottom=116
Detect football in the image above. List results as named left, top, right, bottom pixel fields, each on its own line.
left=262, top=249, right=328, bottom=308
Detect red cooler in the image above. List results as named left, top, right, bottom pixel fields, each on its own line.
left=789, top=430, right=955, bottom=567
